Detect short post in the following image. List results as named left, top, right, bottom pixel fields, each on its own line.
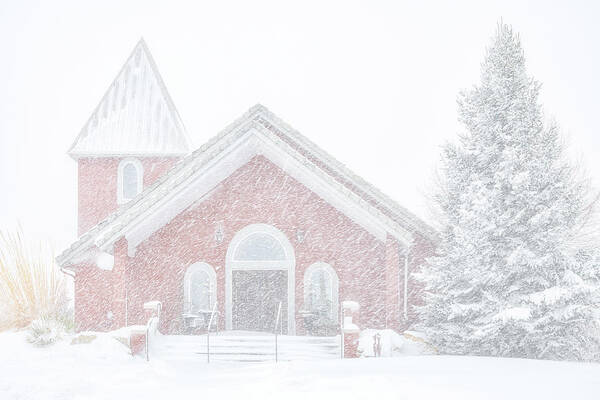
left=342, top=301, right=360, bottom=358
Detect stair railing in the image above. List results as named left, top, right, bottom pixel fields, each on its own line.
left=274, top=301, right=282, bottom=362
left=145, top=316, right=158, bottom=361
left=144, top=301, right=162, bottom=362
left=206, top=301, right=218, bottom=363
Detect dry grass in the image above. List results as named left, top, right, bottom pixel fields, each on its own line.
left=0, top=228, right=68, bottom=331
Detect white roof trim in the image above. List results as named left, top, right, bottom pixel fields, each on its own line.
left=58, top=105, right=434, bottom=268
left=119, top=128, right=393, bottom=253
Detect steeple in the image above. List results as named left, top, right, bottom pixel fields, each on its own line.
left=68, top=39, right=191, bottom=158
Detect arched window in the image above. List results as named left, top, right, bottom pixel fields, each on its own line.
left=117, top=159, right=143, bottom=204
left=234, top=232, right=286, bottom=261
left=304, top=262, right=339, bottom=322
left=184, top=262, right=216, bottom=314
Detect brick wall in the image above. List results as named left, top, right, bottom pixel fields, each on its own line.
left=73, top=155, right=432, bottom=334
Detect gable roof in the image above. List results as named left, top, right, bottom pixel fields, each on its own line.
left=68, top=39, right=191, bottom=158
left=58, top=104, right=436, bottom=268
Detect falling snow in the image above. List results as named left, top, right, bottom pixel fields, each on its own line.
left=1, top=5, right=599, bottom=400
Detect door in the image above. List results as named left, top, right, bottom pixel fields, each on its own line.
left=232, top=270, right=287, bottom=333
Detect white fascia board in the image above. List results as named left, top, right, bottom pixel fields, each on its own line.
left=255, top=110, right=429, bottom=239
left=105, top=125, right=413, bottom=253
left=252, top=126, right=414, bottom=246
left=121, top=130, right=387, bottom=251
left=93, top=121, right=256, bottom=254
left=123, top=132, right=258, bottom=252
left=253, top=134, right=389, bottom=241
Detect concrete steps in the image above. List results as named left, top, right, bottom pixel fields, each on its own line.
left=151, top=332, right=342, bottom=362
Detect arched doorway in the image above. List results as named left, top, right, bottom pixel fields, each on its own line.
left=226, top=224, right=295, bottom=334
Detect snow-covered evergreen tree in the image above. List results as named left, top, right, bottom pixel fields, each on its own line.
left=417, top=22, right=600, bottom=361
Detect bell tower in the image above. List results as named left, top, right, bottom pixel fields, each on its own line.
left=68, top=39, right=191, bottom=235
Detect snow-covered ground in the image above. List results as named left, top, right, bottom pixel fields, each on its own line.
left=1, top=330, right=599, bottom=400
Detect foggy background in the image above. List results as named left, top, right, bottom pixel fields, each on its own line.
left=1, top=0, right=598, bottom=250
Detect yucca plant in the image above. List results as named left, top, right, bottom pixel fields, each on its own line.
left=0, top=228, right=69, bottom=331
left=27, top=316, right=66, bottom=346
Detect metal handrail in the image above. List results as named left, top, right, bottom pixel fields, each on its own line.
left=206, top=301, right=218, bottom=363
left=274, top=301, right=282, bottom=362
left=145, top=316, right=158, bottom=361
left=144, top=302, right=162, bottom=362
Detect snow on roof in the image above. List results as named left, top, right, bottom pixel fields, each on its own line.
left=68, top=39, right=191, bottom=158
left=57, top=104, right=436, bottom=268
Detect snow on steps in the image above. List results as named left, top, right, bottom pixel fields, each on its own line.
left=151, top=332, right=341, bottom=362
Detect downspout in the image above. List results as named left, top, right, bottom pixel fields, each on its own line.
left=125, top=261, right=129, bottom=327
left=60, top=266, right=75, bottom=279
left=403, top=252, right=408, bottom=320
left=59, top=265, right=76, bottom=326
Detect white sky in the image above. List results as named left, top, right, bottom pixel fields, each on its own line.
left=1, top=0, right=599, bottom=250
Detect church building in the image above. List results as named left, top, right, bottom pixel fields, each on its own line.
left=57, top=40, right=435, bottom=337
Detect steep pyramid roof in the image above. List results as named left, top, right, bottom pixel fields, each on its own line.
left=68, top=39, right=191, bottom=158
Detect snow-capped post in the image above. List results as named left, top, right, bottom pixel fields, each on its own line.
left=143, top=301, right=162, bottom=324
left=342, top=301, right=360, bottom=358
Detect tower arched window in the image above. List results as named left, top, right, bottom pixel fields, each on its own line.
left=117, top=159, right=143, bottom=204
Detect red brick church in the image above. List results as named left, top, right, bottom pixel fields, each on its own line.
left=57, top=40, right=435, bottom=337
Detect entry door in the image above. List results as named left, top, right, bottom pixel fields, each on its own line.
left=232, top=270, right=287, bottom=333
